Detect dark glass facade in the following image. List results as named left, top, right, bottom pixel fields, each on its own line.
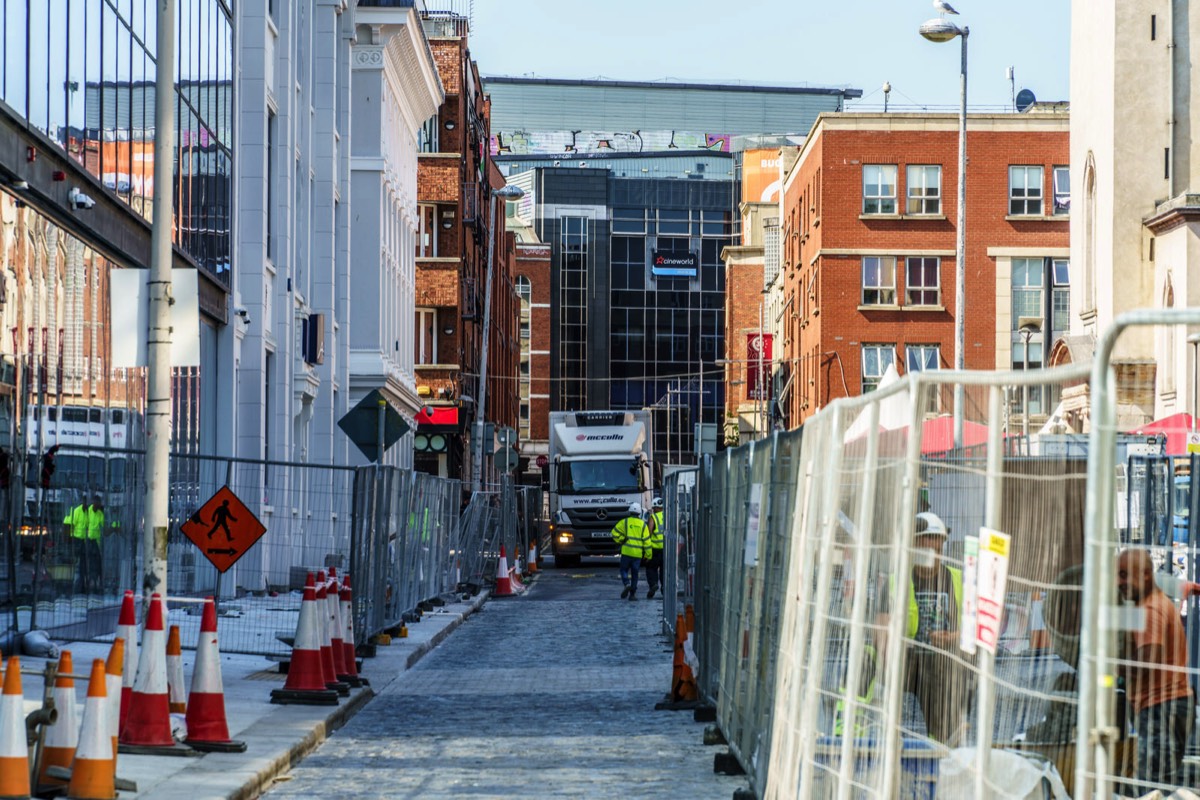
left=1, top=0, right=233, bottom=285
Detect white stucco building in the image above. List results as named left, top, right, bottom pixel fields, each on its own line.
left=1064, top=0, right=1200, bottom=424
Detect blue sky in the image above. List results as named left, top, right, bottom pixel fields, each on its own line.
left=470, top=0, right=1070, bottom=111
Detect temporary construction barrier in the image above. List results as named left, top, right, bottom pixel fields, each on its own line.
left=37, top=650, right=79, bottom=789
left=166, top=626, right=186, bottom=714
left=270, top=574, right=339, bottom=706
left=119, top=594, right=174, bottom=749
left=0, top=657, right=29, bottom=799
left=67, top=659, right=116, bottom=800
left=115, top=591, right=138, bottom=731
left=184, top=598, right=246, bottom=753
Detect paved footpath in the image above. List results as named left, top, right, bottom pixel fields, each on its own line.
left=265, top=563, right=748, bottom=799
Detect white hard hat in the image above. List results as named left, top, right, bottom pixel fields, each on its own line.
left=652, top=497, right=664, bottom=509
left=628, top=503, right=643, bottom=516
left=914, top=511, right=948, bottom=539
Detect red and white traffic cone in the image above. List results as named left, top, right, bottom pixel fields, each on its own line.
left=493, top=547, right=515, bottom=596
left=271, top=574, right=339, bottom=706
left=115, top=590, right=138, bottom=732
left=528, top=539, right=539, bottom=575
left=327, top=575, right=358, bottom=688
left=314, top=572, right=349, bottom=696
left=0, top=657, right=29, bottom=799
left=37, top=650, right=78, bottom=789
left=166, top=625, right=186, bottom=714
left=68, top=658, right=115, bottom=800
left=104, top=638, right=124, bottom=761
left=184, top=598, right=246, bottom=752
left=119, top=593, right=174, bottom=749
left=339, top=579, right=366, bottom=687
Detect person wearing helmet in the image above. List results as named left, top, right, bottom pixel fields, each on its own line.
left=644, top=498, right=666, bottom=599
left=612, top=503, right=651, bottom=600
left=871, top=510, right=968, bottom=746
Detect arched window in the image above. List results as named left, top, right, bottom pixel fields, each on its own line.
left=1163, top=274, right=1177, bottom=394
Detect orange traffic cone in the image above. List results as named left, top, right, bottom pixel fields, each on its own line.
left=326, top=574, right=348, bottom=679
left=0, top=657, right=29, bottom=799
left=494, top=547, right=515, bottom=597
left=271, top=574, right=339, bottom=706
left=115, top=590, right=138, bottom=732
left=166, top=625, right=186, bottom=714
left=119, top=593, right=173, bottom=748
left=37, top=650, right=79, bottom=788
left=103, top=639, right=124, bottom=760
left=184, top=598, right=246, bottom=753
left=339, top=579, right=365, bottom=687
left=314, top=572, right=349, bottom=696
left=67, top=659, right=115, bottom=800
left=528, top=539, right=539, bottom=574
left=671, top=614, right=698, bottom=702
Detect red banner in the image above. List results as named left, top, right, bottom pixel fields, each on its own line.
left=746, top=333, right=773, bottom=399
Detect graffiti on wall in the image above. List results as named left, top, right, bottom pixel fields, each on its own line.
left=491, top=129, right=733, bottom=156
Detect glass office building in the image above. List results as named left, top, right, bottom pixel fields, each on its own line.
left=1, top=0, right=233, bottom=286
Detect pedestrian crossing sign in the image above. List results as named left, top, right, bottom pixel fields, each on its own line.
left=180, top=486, right=268, bottom=573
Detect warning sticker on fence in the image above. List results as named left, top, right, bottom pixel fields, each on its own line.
left=975, top=527, right=1011, bottom=655
left=959, top=535, right=979, bottom=656
left=180, top=486, right=267, bottom=574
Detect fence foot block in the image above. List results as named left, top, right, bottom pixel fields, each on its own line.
left=703, top=724, right=727, bottom=746
left=653, top=698, right=704, bottom=712
left=693, top=705, right=717, bottom=723
left=270, top=688, right=340, bottom=706
left=732, top=788, right=756, bottom=800
left=713, top=751, right=745, bottom=776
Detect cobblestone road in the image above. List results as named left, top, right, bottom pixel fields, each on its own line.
left=265, top=563, right=747, bottom=799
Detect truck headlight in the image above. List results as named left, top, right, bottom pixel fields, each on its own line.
left=558, top=532, right=574, bottom=544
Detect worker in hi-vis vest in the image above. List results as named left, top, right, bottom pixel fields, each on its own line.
left=644, top=497, right=666, bottom=600
left=863, top=511, right=969, bottom=746
left=64, top=494, right=105, bottom=594
left=612, top=503, right=651, bottom=601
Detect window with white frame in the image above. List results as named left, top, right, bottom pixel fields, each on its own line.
left=1011, top=257, right=1044, bottom=321
left=861, top=344, right=895, bottom=393
left=415, top=308, right=437, bottom=365
left=1009, top=166, right=1044, bottom=215
left=861, top=256, right=896, bottom=305
left=906, top=165, right=942, bottom=215
left=906, top=344, right=940, bottom=375
left=1052, top=166, right=1070, bottom=215
left=862, top=165, right=897, bottom=214
left=1052, top=259, right=1070, bottom=332
left=905, top=257, right=941, bottom=306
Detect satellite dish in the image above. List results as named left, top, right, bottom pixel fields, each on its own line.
left=1015, top=88, right=1036, bottom=113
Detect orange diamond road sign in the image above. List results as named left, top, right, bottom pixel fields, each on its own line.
left=180, top=486, right=267, bottom=573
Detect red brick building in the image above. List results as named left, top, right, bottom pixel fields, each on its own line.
left=513, top=240, right=552, bottom=482
left=779, top=112, right=1070, bottom=428
left=413, top=14, right=519, bottom=484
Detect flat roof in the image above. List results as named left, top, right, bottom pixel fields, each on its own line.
left=484, top=75, right=862, bottom=99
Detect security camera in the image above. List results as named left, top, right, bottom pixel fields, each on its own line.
left=235, top=306, right=251, bottom=325
left=68, top=188, right=96, bottom=210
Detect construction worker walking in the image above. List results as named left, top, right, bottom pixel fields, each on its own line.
left=65, top=494, right=105, bottom=594
left=612, top=503, right=651, bottom=601
left=645, top=497, right=665, bottom=599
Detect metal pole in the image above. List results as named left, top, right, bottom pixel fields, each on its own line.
left=758, top=301, right=765, bottom=439
left=143, top=0, right=176, bottom=600
left=953, top=29, right=969, bottom=449
left=1022, top=330, right=1031, bottom=447
left=471, top=190, right=498, bottom=494
left=376, top=398, right=386, bottom=465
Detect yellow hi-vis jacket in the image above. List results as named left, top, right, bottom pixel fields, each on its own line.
left=894, top=565, right=964, bottom=639
left=64, top=505, right=104, bottom=541
left=649, top=511, right=665, bottom=551
left=611, top=516, right=651, bottom=559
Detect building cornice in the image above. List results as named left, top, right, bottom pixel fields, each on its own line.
left=1144, top=194, right=1200, bottom=235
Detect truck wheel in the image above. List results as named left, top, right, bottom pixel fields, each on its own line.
left=555, top=554, right=580, bottom=569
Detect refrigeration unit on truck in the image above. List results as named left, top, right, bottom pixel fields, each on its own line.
left=547, top=410, right=655, bottom=567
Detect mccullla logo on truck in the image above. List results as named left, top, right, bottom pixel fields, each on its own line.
left=575, top=434, right=625, bottom=442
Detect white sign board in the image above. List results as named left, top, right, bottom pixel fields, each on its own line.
left=1188, top=432, right=1200, bottom=455
left=975, top=527, right=1012, bottom=654
left=959, top=535, right=979, bottom=655
left=744, top=483, right=763, bottom=566
left=111, top=269, right=201, bottom=367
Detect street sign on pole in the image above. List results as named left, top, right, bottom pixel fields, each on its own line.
left=338, top=389, right=409, bottom=462
left=494, top=447, right=519, bottom=472
left=180, top=487, right=268, bottom=574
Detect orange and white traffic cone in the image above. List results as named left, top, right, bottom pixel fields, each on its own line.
left=67, top=659, right=115, bottom=800
left=0, top=657, right=29, bottom=799
left=37, top=650, right=79, bottom=789
left=339, top=579, right=366, bottom=687
left=528, top=539, right=539, bottom=575
left=119, top=593, right=174, bottom=748
left=115, top=590, right=138, bottom=732
left=493, top=547, right=515, bottom=597
left=327, top=576, right=358, bottom=688
left=271, top=574, right=339, bottom=706
left=314, top=572, right=349, bottom=696
left=184, top=598, right=246, bottom=753
left=103, top=639, right=124, bottom=760
left=166, top=625, right=186, bottom=714
left=671, top=614, right=698, bottom=702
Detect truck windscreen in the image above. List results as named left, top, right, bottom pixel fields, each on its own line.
left=558, top=459, right=642, bottom=494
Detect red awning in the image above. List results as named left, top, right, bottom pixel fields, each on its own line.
left=416, top=406, right=459, bottom=428
left=1127, top=412, right=1195, bottom=456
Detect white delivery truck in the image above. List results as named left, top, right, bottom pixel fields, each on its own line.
left=547, top=410, right=655, bottom=567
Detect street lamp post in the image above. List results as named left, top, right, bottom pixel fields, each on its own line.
left=1018, top=318, right=1042, bottom=449
left=1189, top=333, right=1200, bottom=435
left=920, top=16, right=969, bottom=448
left=471, top=183, right=526, bottom=494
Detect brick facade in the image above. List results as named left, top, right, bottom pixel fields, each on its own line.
left=780, top=113, right=1070, bottom=427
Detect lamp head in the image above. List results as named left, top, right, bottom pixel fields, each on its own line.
left=494, top=185, right=525, bottom=200
left=919, top=18, right=965, bottom=42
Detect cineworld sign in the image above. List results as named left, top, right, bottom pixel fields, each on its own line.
left=651, top=250, right=698, bottom=277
